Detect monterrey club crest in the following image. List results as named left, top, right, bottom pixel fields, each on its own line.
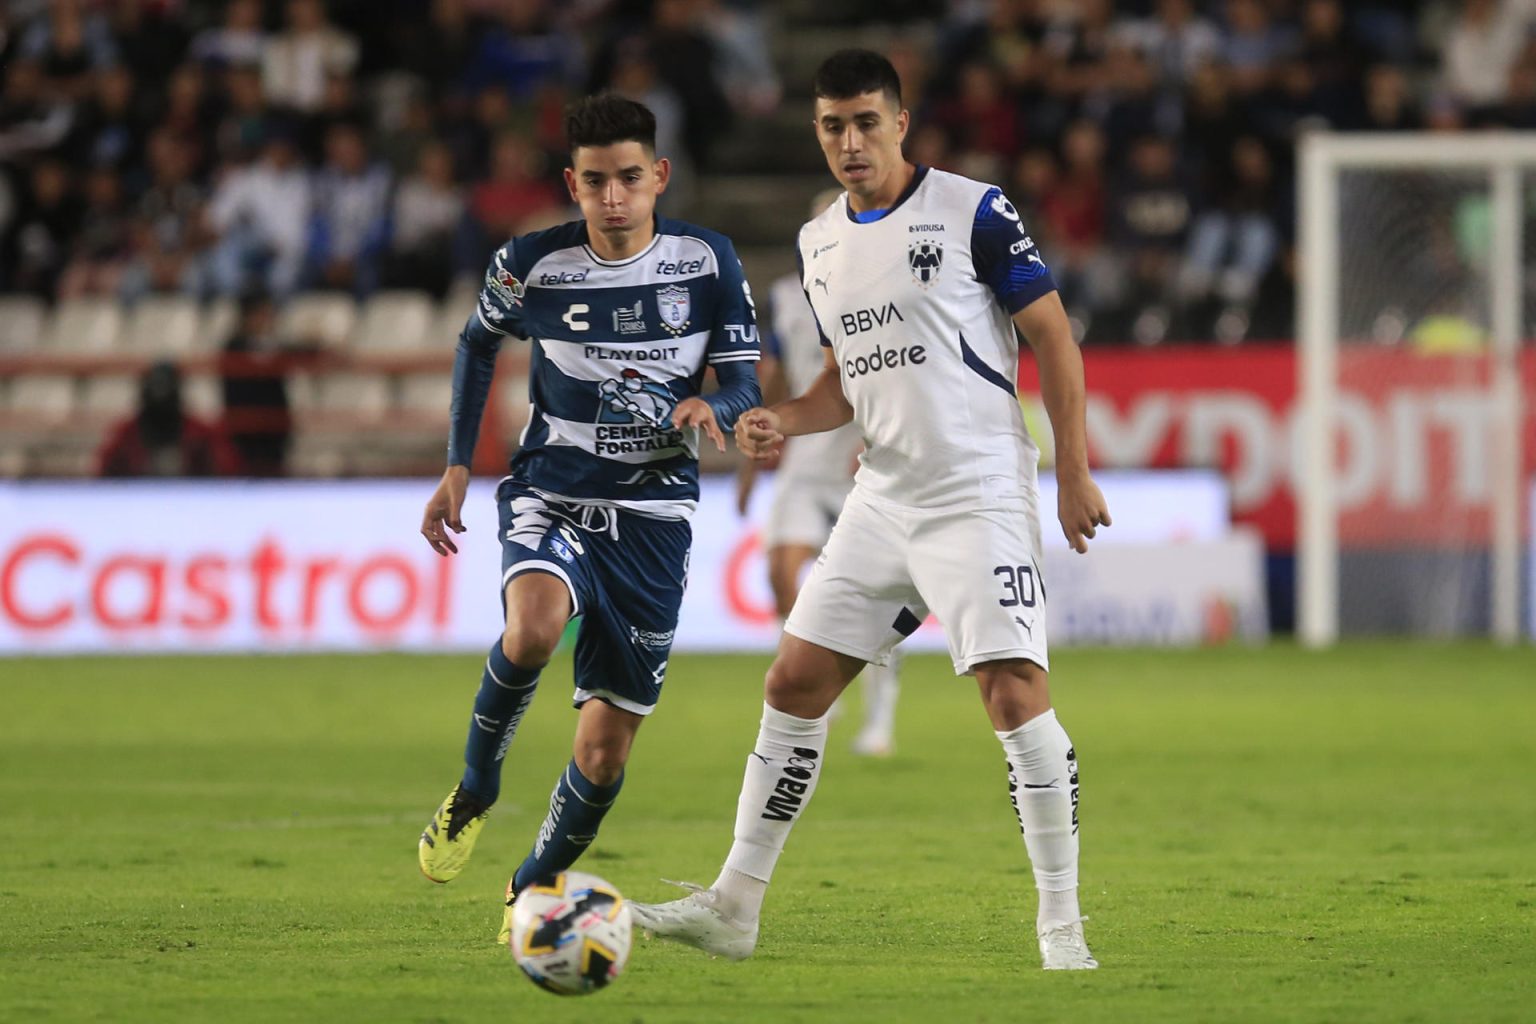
left=655, top=285, right=691, bottom=335
left=908, top=239, right=943, bottom=287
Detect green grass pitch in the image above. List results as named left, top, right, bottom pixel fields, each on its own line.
left=1, top=644, right=1533, bottom=1023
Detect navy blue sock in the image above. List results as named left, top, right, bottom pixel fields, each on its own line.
left=512, top=760, right=624, bottom=892
left=459, top=641, right=540, bottom=805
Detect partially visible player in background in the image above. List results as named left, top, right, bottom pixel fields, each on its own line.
left=632, top=49, right=1109, bottom=971
left=737, top=188, right=901, bottom=757
left=414, top=94, right=761, bottom=939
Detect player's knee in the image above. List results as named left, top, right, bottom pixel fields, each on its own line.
left=573, top=741, right=627, bottom=787
left=763, top=656, right=830, bottom=712
left=976, top=660, right=1051, bottom=729
left=500, top=620, right=562, bottom=668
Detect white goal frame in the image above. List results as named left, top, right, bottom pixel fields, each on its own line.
left=1298, top=132, right=1532, bottom=647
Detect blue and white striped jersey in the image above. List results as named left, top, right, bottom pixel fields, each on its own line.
left=451, top=218, right=760, bottom=519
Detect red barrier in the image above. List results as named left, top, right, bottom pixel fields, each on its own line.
left=1018, top=344, right=1536, bottom=546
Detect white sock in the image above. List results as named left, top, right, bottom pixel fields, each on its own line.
left=996, top=709, right=1082, bottom=933
left=859, top=652, right=901, bottom=740
left=714, top=702, right=829, bottom=923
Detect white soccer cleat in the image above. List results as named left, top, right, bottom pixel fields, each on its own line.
left=629, top=881, right=758, bottom=961
left=850, top=725, right=893, bottom=757
left=1038, top=917, right=1098, bottom=970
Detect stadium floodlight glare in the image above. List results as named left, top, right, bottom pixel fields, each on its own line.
left=1297, top=132, right=1532, bottom=647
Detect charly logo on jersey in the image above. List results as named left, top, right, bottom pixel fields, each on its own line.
left=612, top=299, right=646, bottom=335
left=598, top=368, right=675, bottom=426
left=655, top=285, right=691, bottom=335
left=908, top=239, right=943, bottom=287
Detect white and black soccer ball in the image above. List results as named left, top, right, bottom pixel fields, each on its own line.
left=508, top=871, right=632, bottom=996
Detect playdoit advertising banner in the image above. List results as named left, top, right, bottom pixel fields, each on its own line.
left=0, top=474, right=1263, bottom=655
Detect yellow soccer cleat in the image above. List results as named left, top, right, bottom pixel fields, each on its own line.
left=418, top=783, right=490, bottom=883
left=497, top=877, right=517, bottom=947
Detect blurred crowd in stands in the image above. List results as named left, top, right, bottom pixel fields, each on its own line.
left=0, top=0, right=772, bottom=305
left=914, top=0, right=1536, bottom=342
left=1, top=0, right=1531, bottom=352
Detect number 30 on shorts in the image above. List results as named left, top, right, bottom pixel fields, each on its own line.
left=993, top=564, right=1040, bottom=608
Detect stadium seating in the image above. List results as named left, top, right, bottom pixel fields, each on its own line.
left=278, top=291, right=359, bottom=350
left=353, top=291, right=439, bottom=352
left=5, top=375, right=76, bottom=425
left=184, top=374, right=221, bottom=418
left=79, top=374, right=139, bottom=422
left=0, top=296, right=47, bottom=353
left=0, top=286, right=548, bottom=477
left=398, top=372, right=453, bottom=424
left=315, top=372, right=392, bottom=422
left=41, top=298, right=124, bottom=354
left=201, top=298, right=239, bottom=352
left=437, top=279, right=481, bottom=346
left=120, top=296, right=209, bottom=357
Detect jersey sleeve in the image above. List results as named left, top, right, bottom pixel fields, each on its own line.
left=971, top=187, right=1057, bottom=314
left=474, top=242, right=529, bottom=339
left=446, top=311, right=503, bottom=467
left=794, top=239, right=834, bottom=348
left=705, top=235, right=761, bottom=366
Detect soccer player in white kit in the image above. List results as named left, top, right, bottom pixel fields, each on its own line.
left=633, top=50, right=1111, bottom=970
left=740, top=188, right=903, bottom=757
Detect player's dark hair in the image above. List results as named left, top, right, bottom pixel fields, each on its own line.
left=812, top=49, right=902, bottom=107
left=564, top=93, right=657, bottom=155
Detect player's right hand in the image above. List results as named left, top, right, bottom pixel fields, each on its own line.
left=421, top=465, right=470, bottom=556
left=734, top=407, right=784, bottom=461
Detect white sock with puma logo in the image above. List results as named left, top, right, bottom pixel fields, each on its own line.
left=997, top=709, right=1082, bottom=932
left=713, top=702, right=829, bottom=923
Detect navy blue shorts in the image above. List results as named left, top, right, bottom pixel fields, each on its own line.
left=496, top=479, right=690, bottom=715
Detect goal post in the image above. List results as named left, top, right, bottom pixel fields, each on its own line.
left=1297, top=132, right=1532, bottom=647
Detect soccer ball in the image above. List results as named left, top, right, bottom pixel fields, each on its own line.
left=508, top=871, right=632, bottom=996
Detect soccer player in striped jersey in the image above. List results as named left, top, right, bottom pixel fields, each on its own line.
left=632, top=50, right=1110, bottom=971
left=414, top=95, right=761, bottom=940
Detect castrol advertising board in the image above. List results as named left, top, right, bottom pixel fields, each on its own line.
left=0, top=473, right=1259, bottom=654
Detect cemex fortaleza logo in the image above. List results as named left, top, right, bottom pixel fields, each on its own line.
left=598, top=369, right=674, bottom=426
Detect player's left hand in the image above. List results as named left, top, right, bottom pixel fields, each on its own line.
left=672, top=397, right=726, bottom=452
left=1057, top=469, right=1111, bottom=554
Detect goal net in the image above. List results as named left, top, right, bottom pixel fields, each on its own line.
left=1297, top=133, right=1534, bottom=645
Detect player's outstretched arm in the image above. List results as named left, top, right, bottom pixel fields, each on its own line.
left=421, top=465, right=469, bottom=556
left=677, top=358, right=763, bottom=453
left=736, top=349, right=853, bottom=460
left=672, top=398, right=727, bottom=453
left=421, top=313, right=503, bottom=556
left=1014, top=291, right=1111, bottom=554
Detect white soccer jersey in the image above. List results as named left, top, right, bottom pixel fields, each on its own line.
left=765, top=272, right=861, bottom=484
left=796, top=166, right=1057, bottom=510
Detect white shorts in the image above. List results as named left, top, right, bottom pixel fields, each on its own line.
left=783, top=487, right=1049, bottom=675
left=761, top=475, right=853, bottom=550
